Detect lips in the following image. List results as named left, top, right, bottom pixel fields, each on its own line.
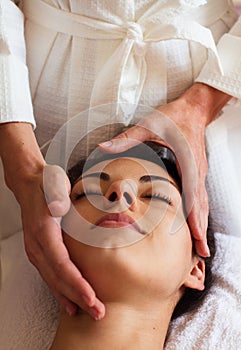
left=95, top=213, right=145, bottom=235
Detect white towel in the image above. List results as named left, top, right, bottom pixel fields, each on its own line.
left=166, top=233, right=241, bottom=350
left=0, top=231, right=59, bottom=350
left=205, top=104, right=241, bottom=236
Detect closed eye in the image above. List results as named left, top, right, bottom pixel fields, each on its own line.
left=143, top=193, right=172, bottom=206
left=73, top=190, right=102, bottom=200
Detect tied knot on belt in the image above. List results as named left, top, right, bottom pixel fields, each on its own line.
left=125, top=22, right=146, bottom=56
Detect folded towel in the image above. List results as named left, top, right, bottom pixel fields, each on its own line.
left=0, top=231, right=240, bottom=349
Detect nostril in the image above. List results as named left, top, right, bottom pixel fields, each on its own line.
left=108, top=192, right=118, bottom=202
left=124, top=192, right=132, bottom=205
left=108, top=191, right=133, bottom=204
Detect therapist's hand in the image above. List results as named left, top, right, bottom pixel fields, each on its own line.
left=22, top=164, right=105, bottom=319
left=0, top=123, right=105, bottom=320
left=99, top=83, right=231, bottom=257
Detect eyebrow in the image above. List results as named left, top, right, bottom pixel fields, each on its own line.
left=139, top=175, right=178, bottom=189
left=80, top=172, right=178, bottom=190
left=81, top=172, right=110, bottom=181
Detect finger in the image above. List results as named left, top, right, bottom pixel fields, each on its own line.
left=194, top=239, right=210, bottom=258
left=24, top=214, right=105, bottom=319
left=55, top=294, right=78, bottom=317
left=43, top=165, right=71, bottom=217
left=86, top=298, right=106, bottom=320
left=33, top=239, right=106, bottom=319
left=51, top=259, right=106, bottom=319
left=99, top=124, right=154, bottom=153
left=187, top=187, right=210, bottom=257
left=188, top=208, right=210, bottom=257
left=37, top=218, right=105, bottom=311
left=187, top=201, right=202, bottom=241
left=57, top=289, right=105, bottom=320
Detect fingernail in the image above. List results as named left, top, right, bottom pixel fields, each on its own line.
left=99, top=141, right=113, bottom=148
left=66, top=306, right=74, bottom=316
left=204, top=242, right=211, bottom=257
left=89, top=307, right=101, bottom=321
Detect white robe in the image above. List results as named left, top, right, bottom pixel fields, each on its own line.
left=0, top=0, right=240, bottom=146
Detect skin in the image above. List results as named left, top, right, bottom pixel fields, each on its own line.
left=0, top=123, right=104, bottom=319
left=50, top=157, right=205, bottom=350
left=0, top=82, right=230, bottom=319
left=100, top=83, right=232, bottom=257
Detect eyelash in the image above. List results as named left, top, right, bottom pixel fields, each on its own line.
left=73, top=191, right=172, bottom=206
left=143, top=193, right=172, bottom=205
left=73, top=191, right=102, bottom=200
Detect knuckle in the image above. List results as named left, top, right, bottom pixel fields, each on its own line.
left=115, top=131, right=131, bottom=144
left=121, top=131, right=130, bottom=140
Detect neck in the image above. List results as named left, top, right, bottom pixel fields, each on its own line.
left=50, top=301, right=173, bottom=350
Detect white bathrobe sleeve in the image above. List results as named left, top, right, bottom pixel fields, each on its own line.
left=0, top=0, right=35, bottom=127
left=196, top=13, right=241, bottom=100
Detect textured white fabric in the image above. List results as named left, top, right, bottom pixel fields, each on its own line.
left=205, top=104, right=241, bottom=236
left=0, top=0, right=240, bottom=138
left=0, top=231, right=59, bottom=350
left=22, top=0, right=224, bottom=125
left=0, top=0, right=35, bottom=126
left=0, top=230, right=240, bottom=349
left=196, top=10, right=241, bottom=97
left=166, top=233, right=241, bottom=349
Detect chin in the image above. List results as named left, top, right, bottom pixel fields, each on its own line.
left=63, top=232, right=147, bottom=298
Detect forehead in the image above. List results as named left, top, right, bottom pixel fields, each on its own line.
left=83, top=157, right=171, bottom=180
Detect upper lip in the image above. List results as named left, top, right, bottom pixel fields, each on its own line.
left=95, top=213, right=146, bottom=235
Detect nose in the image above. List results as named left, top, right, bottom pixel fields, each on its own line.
left=105, top=179, right=137, bottom=209
left=108, top=190, right=133, bottom=205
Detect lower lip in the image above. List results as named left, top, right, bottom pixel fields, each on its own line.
left=98, top=221, right=136, bottom=229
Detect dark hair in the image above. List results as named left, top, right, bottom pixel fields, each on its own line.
left=68, top=141, right=181, bottom=190
left=68, top=141, right=215, bottom=319
left=171, top=226, right=215, bottom=320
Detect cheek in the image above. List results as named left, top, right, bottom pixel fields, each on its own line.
left=63, top=233, right=108, bottom=290
left=73, top=201, right=96, bottom=223
left=142, top=200, right=186, bottom=237
left=63, top=233, right=87, bottom=267
left=62, top=221, right=193, bottom=302
left=144, top=224, right=193, bottom=295
left=62, top=234, right=145, bottom=301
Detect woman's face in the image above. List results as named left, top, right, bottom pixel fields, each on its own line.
left=63, top=157, right=204, bottom=304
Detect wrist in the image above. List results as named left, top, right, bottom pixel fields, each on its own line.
left=0, top=122, right=45, bottom=199
left=179, top=83, right=232, bottom=126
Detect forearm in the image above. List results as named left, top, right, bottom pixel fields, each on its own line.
left=179, top=83, right=232, bottom=126
left=0, top=122, right=45, bottom=201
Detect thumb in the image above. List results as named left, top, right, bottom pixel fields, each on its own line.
left=99, top=124, right=153, bottom=153
left=43, top=165, right=71, bottom=217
